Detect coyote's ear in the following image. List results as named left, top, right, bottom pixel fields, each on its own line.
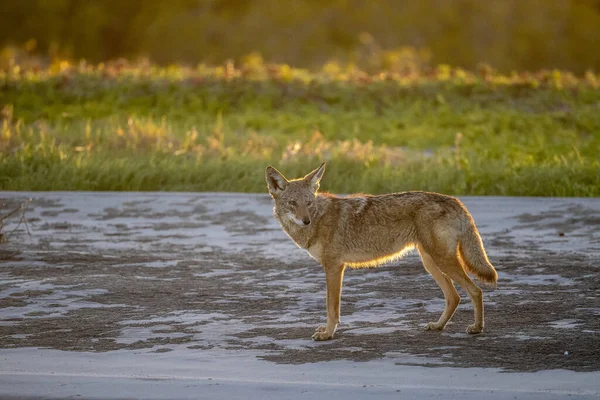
left=265, top=166, right=288, bottom=198
left=304, top=162, right=326, bottom=192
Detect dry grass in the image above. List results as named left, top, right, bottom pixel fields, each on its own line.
left=1, top=60, right=598, bottom=195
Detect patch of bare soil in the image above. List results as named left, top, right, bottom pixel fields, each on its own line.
left=0, top=198, right=598, bottom=373
left=0, top=243, right=598, bottom=372
left=253, top=254, right=600, bottom=371
left=517, top=204, right=600, bottom=234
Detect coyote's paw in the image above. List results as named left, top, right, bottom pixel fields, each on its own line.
left=312, top=330, right=333, bottom=341
left=314, top=325, right=327, bottom=333
left=466, top=324, right=483, bottom=334
left=312, top=325, right=334, bottom=341
left=424, top=322, right=445, bottom=331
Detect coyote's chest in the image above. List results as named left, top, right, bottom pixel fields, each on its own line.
left=277, top=217, right=325, bottom=261
left=287, top=225, right=327, bottom=263
left=283, top=224, right=313, bottom=249
left=305, top=241, right=324, bottom=262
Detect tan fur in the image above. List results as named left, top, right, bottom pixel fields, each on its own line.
left=266, top=163, right=498, bottom=341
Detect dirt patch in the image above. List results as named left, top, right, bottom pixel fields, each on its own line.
left=0, top=242, right=598, bottom=372
left=40, top=208, right=80, bottom=217
left=208, top=210, right=271, bottom=234
left=89, top=203, right=208, bottom=221
left=1, top=196, right=599, bottom=373
left=0, top=297, right=28, bottom=308
left=516, top=204, right=600, bottom=234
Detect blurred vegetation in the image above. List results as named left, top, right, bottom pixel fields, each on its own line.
left=1, top=0, right=600, bottom=73
left=1, top=1, right=599, bottom=195
left=1, top=59, right=599, bottom=195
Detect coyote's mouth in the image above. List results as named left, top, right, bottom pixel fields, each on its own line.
left=286, top=213, right=310, bottom=227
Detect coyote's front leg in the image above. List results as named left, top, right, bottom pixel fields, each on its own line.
left=312, top=263, right=345, bottom=341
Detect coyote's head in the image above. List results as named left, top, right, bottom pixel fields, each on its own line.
left=265, top=162, right=326, bottom=227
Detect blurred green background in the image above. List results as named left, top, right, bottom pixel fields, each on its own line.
left=1, top=0, right=599, bottom=195
left=2, top=0, right=600, bottom=73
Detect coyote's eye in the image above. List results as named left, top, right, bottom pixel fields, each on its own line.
left=307, top=201, right=313, bottom=206
left=288, top=200, right=297, bottom=207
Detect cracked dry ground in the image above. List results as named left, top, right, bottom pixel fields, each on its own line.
left=0, top=196, right=599, bottom=372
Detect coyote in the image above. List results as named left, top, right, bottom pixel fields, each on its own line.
left=266, top=162, right=498, bottom=341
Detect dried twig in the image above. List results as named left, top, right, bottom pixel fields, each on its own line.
left=0, top=199, right=32, bottom=243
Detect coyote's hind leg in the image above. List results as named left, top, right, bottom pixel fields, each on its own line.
left=418, top=245, right=461, bottom=331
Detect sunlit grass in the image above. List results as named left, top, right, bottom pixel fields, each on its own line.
left=0, top=59, right=599, bottom=195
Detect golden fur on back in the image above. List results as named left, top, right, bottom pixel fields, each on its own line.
left=266, top=162, right=498, bottom=341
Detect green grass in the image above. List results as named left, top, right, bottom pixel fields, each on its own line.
left=1, top=61, right=599, bottom=196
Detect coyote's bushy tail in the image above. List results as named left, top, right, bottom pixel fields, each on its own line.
left=458, top=222, right=498, bottom=286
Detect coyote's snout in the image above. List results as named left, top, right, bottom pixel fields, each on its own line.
left=266, top=162, right=498, bottom=341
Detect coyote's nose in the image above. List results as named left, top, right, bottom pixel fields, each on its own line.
left=302, top=218, right=311, bottom=226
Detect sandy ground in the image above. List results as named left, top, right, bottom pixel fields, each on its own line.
left=0, top=192, right=599, bottom=399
